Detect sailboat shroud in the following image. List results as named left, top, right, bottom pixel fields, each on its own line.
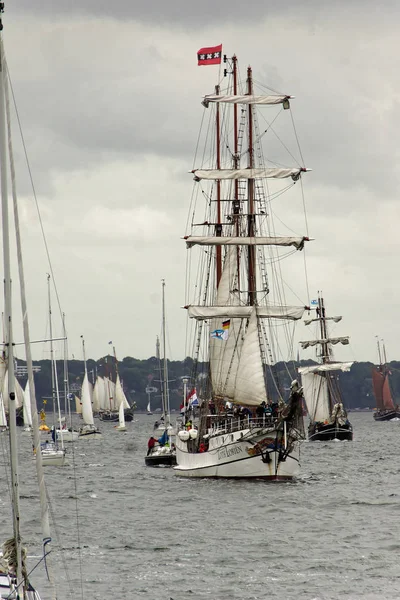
left=174, top=55, right=307, bottom=479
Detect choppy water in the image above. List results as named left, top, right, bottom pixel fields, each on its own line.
left=1, top=412, right=400, bottom=600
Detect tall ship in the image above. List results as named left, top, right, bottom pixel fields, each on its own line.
left=298, top=296, right=354, bottom=441
left=174, top=50, right=311, bottom=479
left=372, top=339, right=399, bottom=421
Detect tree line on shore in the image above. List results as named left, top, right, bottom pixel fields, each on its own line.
left=15, top=354, right=400, bottom=413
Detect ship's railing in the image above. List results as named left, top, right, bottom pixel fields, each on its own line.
left=205, top=414, right=279, bottom=437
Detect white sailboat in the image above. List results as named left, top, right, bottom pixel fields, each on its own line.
left=145, top=280, right=176, bottom=466
left=78, top=336, right=102, bottom=439
left=56, top=314, right=79, bottom=442
left=116, top=399, right=127, bottom=432
left=41, top=274, right=67, bottom=466
left=174, top=52, right=308, bottom=479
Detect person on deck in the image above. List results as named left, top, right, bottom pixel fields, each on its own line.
left=147, top=436, right=157, bottom=456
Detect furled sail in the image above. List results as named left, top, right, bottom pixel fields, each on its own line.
left=203, top=94, right=292, bottom=106
left=298, top=362, right=353, bottom=374
left=187, top=304, right=306, bottom=320
left=304, top=316, right=342, bottom=326
left=209, top=247, right=243, bottom=399
left=193, top=167, right=306, bottom=181
left=185, top=236, right=308, bottom=250
left=233, top=309, right=267, bottom=406
left=300, top=371, right=330, bottom=423
left=299, top=337, right=349, bottom=349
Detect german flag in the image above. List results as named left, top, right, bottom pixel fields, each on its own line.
left=222, top=319, right=230, bottom=330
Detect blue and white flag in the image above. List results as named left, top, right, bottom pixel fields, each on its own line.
left=211, top=328, right=228, bottom=341
left=310, top=299, right=318, bottom=308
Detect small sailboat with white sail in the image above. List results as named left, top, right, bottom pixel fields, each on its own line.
left=40, top=274, right=67, bottom=466
left=298, top=296, right=353, bottom=441
left=145, top=280, right=176, bottom=466
left=116, top=399, right=127, bottom=432
left=78, top=336, right=102, bottom=439
left=372, top=339, right=399, bottom=421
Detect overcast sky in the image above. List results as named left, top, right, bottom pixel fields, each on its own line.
left=2, top=0, right=399, bottom=364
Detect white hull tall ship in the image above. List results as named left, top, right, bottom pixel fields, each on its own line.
left=175, top=51, right=309, bottom=480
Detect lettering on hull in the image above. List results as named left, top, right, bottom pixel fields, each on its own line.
left=217, top=445, right=243, bottom=461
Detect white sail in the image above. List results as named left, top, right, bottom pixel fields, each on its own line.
left=299, top=362, right=354, bottom=374
left=74, top=393, right=82, bottom=414
left=80, top=372, right=94, bottom=426
left=115, top=374, right=130, bottom=409
left=233, top=309, right=268, bottom=406
left=118, top=399, right=126, bottom=429
left=23, top=380, right=33, bottom=427
left=300, top=371, right=330, bottom=423
left=2, top=370, right=24, bottom=410
left=187, top=304, right=306, bottom=320
left=192, top=167, right=307, bottom=180
left=185, top=235, right=307, bottom=250
left=209, top=247, right=243, bottom=399
left=203, top=94, right=292, bottom=106
left=92, top=376, right=104, bottom=413
left=104, top=377, right=116, bottom=410
left=300, top=336, right=350, bottom=349
left=0, top=393, right=6, bottom=428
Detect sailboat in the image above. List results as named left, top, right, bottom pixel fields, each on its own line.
left=55, top=314, right=79, bottom=441
left=298, top=296, right=353, bottom=441
left=0, top=5, right=54, bottom=593
left=99, top=346, right=134, bottom=422
left=372, top=339, right=399, bottom=421
left=145, top=280, right=176, bottom=466
left=115, top=399, right=127, bottom=431
left=174, top=52, right=308, bottom=479
left=39, top=274, right=67, bottom=466
left=78, top=336, right=102, bottom=439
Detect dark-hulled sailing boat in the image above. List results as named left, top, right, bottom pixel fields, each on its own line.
left=298, top=296, right=353, bottom=441
left=372, top=340, right=399, bottom=421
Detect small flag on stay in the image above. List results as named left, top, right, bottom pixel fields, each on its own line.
left=310, top=299, right=318, bottom=307
left=222, top=319, right=231, bottom=330
left=197, top=44, right=222, bottom=66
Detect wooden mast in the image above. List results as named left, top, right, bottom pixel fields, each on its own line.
left=247, top=66, right=256, bottom=306
left=232, top=55, right=240, bottom=290
left=215, top=84, right=222, bottom=286
left=318, top=296, right=333, bottom=410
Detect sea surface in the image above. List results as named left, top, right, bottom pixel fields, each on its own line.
left=1, top=412, right=400, bottom=600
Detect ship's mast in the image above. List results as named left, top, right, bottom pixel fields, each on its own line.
left=161, top=279, right=170, bottom=427
left=215, top=84, right=222, bottom=285
left=0, top=3, right=23, bottom=584
left=318, top=296, right=333, bottom=409
left=247, top=66, right=256, bottom=306
left=232, top=55, right=241, bottom=289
